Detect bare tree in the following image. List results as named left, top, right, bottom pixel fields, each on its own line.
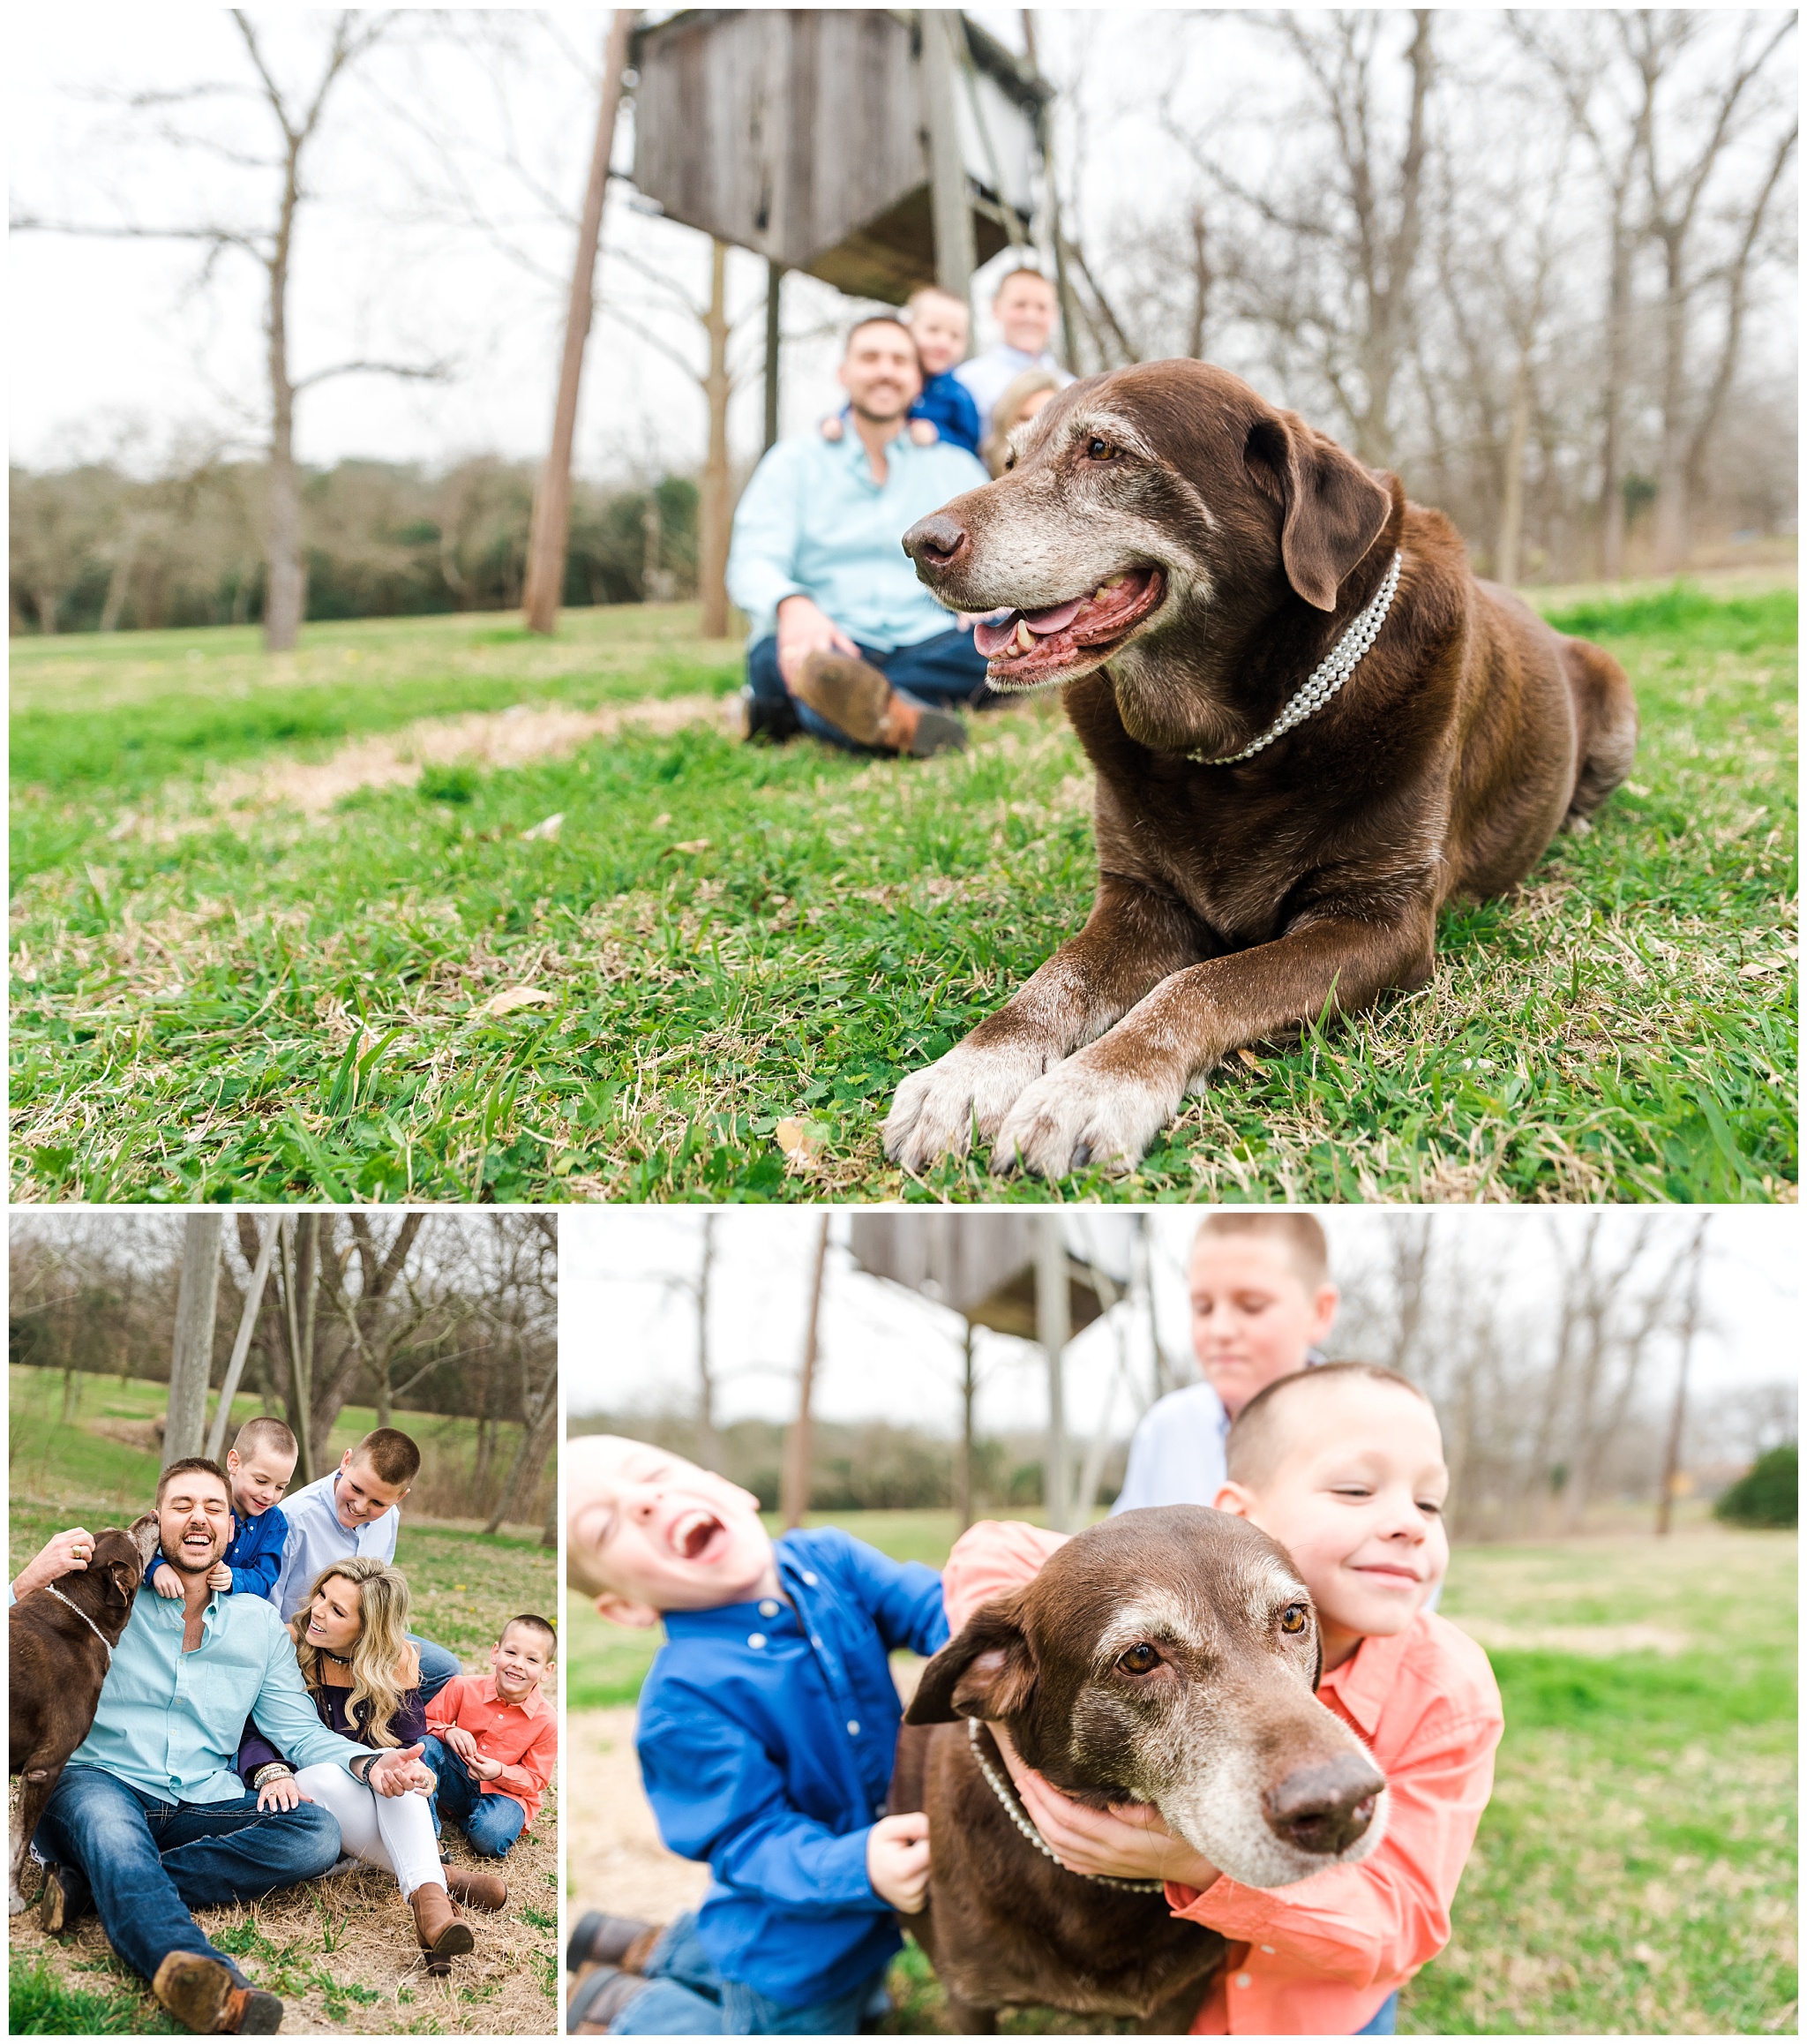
left=164, top=1215, right=223, bottom=1465
left=780, top=1217, right=832, bottom=1530
left=13, top=12, right=446, bottom=650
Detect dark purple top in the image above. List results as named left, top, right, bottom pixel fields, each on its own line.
left=238, top=1673, right=428, bottom=1784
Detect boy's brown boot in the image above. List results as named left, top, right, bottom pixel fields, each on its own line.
left=411, top=1881, right=476, bottom=1964
left=150, top=1953, right=282, bottom=2033
left=567, top=1965, right=652, bottom=2035
left=568, top=1909, right=661, bottom=1973
left=791, top=652, right=967, bottom=757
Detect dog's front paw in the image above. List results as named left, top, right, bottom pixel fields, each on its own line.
left=991, top=1057, right=1181, bottom=1178
left=884, top=1034, right=1061, bottom=1172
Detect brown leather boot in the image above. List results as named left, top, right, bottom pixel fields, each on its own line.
left=791, top=651, right=967, bottom=757
left=150, top=1952, right=282, bottom=2033
left=411, top=1880, right=476, bottom=1964
left=441, top=1860, right=508, bottom=1912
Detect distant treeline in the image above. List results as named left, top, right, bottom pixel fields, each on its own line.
left=8, top=455, right=699, bottom=635
left=570, top=1411, right=1124, bottom=1515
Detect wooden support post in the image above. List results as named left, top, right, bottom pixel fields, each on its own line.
left=781, top=1215, right=832, bottom=1529
left=922, top=9, right=977, bottom=309
left=699, top=238, right=733, bottom=639
left=1038, top=1216, right=1071, bottom=1532
left=522, top=9, right=634, bottom=635
left=763, top=261, right=784, bottom=452
left=205, top=1217, right=278, bottom=1464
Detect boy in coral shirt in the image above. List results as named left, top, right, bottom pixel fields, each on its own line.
left=424, top=1613, right=559, bottom=1860
left=943, top=1364, right=1502, bottom=2036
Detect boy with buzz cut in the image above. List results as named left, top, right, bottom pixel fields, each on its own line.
left=1113, top=1214, right=1338, bottom=1514
left=269, top=1425, right=462, bottom=1704
left=148, top=1415, right=296, bottom=1602
left=945, top=1364, right=1503, bottom=2037
left=562, top=1433, right=948, bottom=2036
left=424, top=1614, right=559, bottom=1862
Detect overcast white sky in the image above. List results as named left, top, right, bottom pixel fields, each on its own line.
left=561, top=1209, right=1798, bottom=1444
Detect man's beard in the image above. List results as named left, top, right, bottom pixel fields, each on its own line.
left=168, top=1533, right=221, bottom=1574
left=849, top=391, right=911, bottom=428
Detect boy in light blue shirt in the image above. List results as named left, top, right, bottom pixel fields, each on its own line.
left=731, top=313, right=992, bottom=757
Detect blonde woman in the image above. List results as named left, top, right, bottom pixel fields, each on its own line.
left=982, top=368, right=1062, bottom=477
left=237, top=1559, right=505, bottom=1966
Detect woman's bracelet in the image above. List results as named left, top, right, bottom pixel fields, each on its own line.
left=252, top=1763, right=294, bottom=1790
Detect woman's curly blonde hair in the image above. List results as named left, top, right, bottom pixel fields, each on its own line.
left=291, top=1556, right=422, bottom=1748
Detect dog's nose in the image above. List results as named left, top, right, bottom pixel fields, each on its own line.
left=902, top=513, right=970, bottom=572
left=1264, top=1754, right=1384, bottom=1856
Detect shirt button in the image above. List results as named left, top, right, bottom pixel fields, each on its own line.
left=811, top=1635, right=824, bottom=1649
left=874, top=1801, right=887, bottom=1818
left=801, top=1572, right=818, bottom=1587
left=759, top=1600, right=780, bottom=1618
left=746, top=1633, right=767, bottom=1649
left=1260, top=1946, right=1276, bottom=1955
left=1234, top=1973, right=1252, bottom=1990
left=846, top=1720, right=860, bottom=1735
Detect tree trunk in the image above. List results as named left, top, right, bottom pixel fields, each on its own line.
left=1656, top=1220, right=1709, bottom=1535
left=489, top=1385, right=559, bottom=1533
left=1496, top=357, right=1531, bottom=587
left=763, top=261, right=784, bottom=452
left=1651, top=232, right=1691, bottom=573
left=98, top=522, right=142, bottom=633
left=780, top=1216, right=831, bottom=1529
left=166, top=1214, right=224, bottom=1465
left=956, top=1323, right=977, bottom=1531
left=698, top=239, right=734, bottom=640
left=1597, top=202, right=1634, bottom=579
left=522, top=8, right=634, bottom=635
left=204, top=1216, right=278, bottom=1463
left=1038, top=1218, right=1072, bottom=1532
left=263, top=134, right=305, bottom=652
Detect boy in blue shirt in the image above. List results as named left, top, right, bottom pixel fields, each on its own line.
left=148, top=1415, right=296, bottom=1603
left=821, top=286, right=981, bottom=455
left=564, top=1434, right=948, bottom=2035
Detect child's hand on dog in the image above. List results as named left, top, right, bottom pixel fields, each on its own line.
left=153, top=1562, right=184, bottom=1599
left=867, top=1812, right=932, bottom=1913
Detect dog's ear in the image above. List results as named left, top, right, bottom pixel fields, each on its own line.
left=906, top=1596, right=1038, bottom=1726
left=101, top=1561, right=133, bottom=1611
left=1244, top=412, right=1391, bottom=612
left=127, top=1514, right=159, bottom=1567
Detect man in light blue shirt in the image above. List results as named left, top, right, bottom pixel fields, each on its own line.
left=268, top=1425, right=461, bottom=1704
left=731, top=313, right=993, bottom=756
left=18, top=1459, right=433, bottom=2034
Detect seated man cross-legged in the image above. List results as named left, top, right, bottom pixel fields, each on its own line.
left=13, top=1458, right=435, bottom=2036
left=730, top=313, right=994, bottom=758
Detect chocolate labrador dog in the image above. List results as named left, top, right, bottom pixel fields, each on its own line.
left=891, top=1507, right=1386, bottom=2033
left=9, top=1516, right=159, bottom=1913
left=885, top=359, right=1636, bottom=1175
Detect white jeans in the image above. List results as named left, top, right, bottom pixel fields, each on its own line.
left=294, top=1764, right=442, bottom=1901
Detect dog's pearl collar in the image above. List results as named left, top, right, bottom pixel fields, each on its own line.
left=41, top=1582, right=115, bottom=1667
left=965, top=1716, right=1167, bottom=1893
left=1188, top=549, right=1403, bottom=765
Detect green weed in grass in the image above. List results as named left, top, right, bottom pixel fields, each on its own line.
left=10, top=588, right=1795, bottom=1201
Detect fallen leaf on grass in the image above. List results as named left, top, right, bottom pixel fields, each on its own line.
left=476, top=986, right=557, bottom=1017
left=775, top=1117, right=830, bottom=1168
left=664, top=838, right=712, bottom=855
left=1737, top=957, right=1790, bottom=978
left=1235, top=1047, right=1265, bottom=1073
left=521, top=812, right=564, bottom=841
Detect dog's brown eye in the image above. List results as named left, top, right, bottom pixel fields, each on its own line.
left=1117, top=1642, right=1160, bottom=1675
left=1086, top=436, right=1117, bottom=462
left=1280, top=1605, right=1308, bottom=1635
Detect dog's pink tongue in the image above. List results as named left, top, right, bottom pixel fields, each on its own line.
left=973, top=613, right=1020, bottom=658
left=1022, top=597, right=1085, bottom=635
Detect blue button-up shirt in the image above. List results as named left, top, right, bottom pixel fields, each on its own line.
left=269, top=1471, right=398, bottom=1621
left=636, top=1528, right=948, bottom=2010
left=69, top=1583, right=375, bottom=1804
left=725, top=428, right=988, bottom=651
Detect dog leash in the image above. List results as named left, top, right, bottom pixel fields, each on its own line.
left=40, top=1584, right=116, bottom=1668
left=1188, top=549, right=1403, bottom=765
left=965, top=1717, right=1166, bottom=1893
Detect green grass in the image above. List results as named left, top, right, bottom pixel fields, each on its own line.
left=8, top=1951, right=173, bottom=2035
left=9, top=585, right=1796, bottom=1201
left=573, top=1510, right=1796, bottom=2036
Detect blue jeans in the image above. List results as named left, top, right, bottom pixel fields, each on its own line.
left=746, top=627, right=993, bottom=748
left=1356, top=1989, right=1400, bottom=2034
left=408, top=1633, right=461, bottom=1707
left=608, top=1912, right=888, bottom=2035
left=422, top=1736, right=528, bottom=1858
left=35, top=1763, right=342, bottom=1990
